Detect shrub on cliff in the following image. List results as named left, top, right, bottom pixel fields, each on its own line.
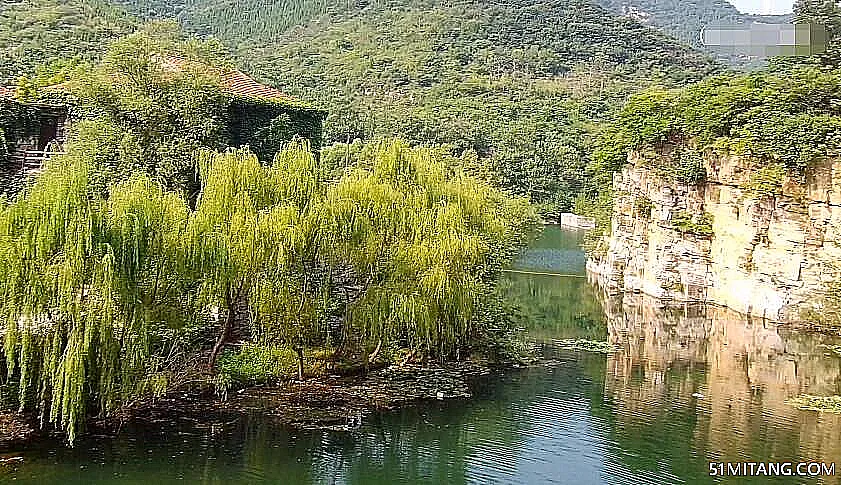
left=633, top=196, right=653, bottom=219
left=610, top=67, right=841, bottom=174
left=670, top=210, right=714, bottom=237
left=741, top=163, right=787, bottom=199
left=652, top=146, right=707, bottom=185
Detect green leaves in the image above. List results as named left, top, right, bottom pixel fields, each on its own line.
left=0, top=0, right=136, bottom=84
left=653, top=146, right=707, bottom=185
left=228, top=0, right=717, bottom=216
left=730, top=111, right=841, bottom=172
left=0, top=138, right=537, bottom=443
left=740, top=163, right=787, bottom=198
left=619, top=88, right=681, bottom=145
left=670, top=210, right=714, bottom=237
left=319, top=140, right=537, bottom=355
left=613, top=66, right=841, bottom=173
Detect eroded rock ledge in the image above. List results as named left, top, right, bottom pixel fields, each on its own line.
left=587, top=149, right=841, bottom=322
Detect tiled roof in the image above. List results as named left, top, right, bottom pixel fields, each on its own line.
left=222, top=69, right=294, bottom=102
left=0, top=58, right=298, bottom=104
left=160, top=55, right=295, bottom=102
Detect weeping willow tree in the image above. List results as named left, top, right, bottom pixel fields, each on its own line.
left=196, top=140, right=538, bottom=375
left=0, top=138, right=536, bottom=444
left=0, top=153, right=193, bottom=444
left=321, top=140, right=537, bottom=360
left=188, top=144, right=327, bottom=370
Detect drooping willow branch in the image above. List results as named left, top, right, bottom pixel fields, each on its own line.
left=0, top=139, right=537, bottom=444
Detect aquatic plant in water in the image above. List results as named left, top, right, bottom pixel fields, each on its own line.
left=786, top=395, right=841, bottom=414
left=554, top=339, right=617, bottom=353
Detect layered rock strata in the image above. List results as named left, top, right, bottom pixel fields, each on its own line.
left=587, top=150, right=841, bottom=321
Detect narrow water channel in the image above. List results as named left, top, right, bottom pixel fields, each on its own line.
left=3, top=226, right=841, bottom=484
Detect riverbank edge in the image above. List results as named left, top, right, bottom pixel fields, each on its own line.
left=0, top=357, right=539, bottom=450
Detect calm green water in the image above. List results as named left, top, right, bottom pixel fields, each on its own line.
left=4, top=226, right=841, bottom=484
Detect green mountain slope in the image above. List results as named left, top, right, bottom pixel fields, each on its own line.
left=112, top=0, right=349, bottom=41
left=230, top=0, right=719, bottom=213
left=4, top=0, right=722, bottom=214
left=0, top=0, right=136, bottom=83
left=117, top=0, right=793, bottom=63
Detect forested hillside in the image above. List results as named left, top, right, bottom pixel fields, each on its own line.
left=115, top=0, right=793, bottom=66
left=114, top=0, right=351, bottom=42
left=137, top=0, right=717, bottom=215
left=0, top=0, right=721, bottom=215
left=0, top=0, right=136, bottom=82
left=242, top=0, right=719, bottom=214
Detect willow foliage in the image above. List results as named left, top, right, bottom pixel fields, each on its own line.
left=323, top=141, right=537, bottom=356
left=0, top=139, right=536, bottom=443
left=0, top=153, right=192, bottom=443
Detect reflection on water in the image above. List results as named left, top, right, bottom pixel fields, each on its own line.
left=505, top=225, right=605, bottom=341
left=500, top=273, right=606, bottom=341
left=5, top=226, right=841, bottom=484
left=513, top=226, right=588, bottom=275
left=604, top=295, right=841, bottom=483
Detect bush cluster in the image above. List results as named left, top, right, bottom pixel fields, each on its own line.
left=670, top=210, right=714, bottom=237
left=614, top=68, right=841, bottom=173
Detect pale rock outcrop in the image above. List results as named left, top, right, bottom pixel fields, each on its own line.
left=588, top=150, right=841, bottom=322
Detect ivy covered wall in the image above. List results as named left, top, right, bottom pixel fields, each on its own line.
left=226, top=98, right=326, bottom=163
left=0, top=98, right=72, bottom=196
left=1, top=24, right=327, bottom=199
left=0, top=98, right=43, bottom=161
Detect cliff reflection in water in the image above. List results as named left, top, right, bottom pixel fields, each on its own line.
left=602, top=292, right=841, bottom=480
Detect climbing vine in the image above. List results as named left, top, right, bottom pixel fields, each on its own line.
left=670, top=210, right=714, bottom=237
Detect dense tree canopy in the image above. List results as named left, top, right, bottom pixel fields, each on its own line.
left=0, top=0, right=135, bottom=83
left=609, top=67, right=841, bottom=171
left=0, top=0, right=724, bottom=216
left=0, top=138, right=537, bottom=443
left=225, top=0, right=719, bottom=215
left=6, top=22, right=325, bottom=201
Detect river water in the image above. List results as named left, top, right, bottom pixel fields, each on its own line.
left=4, top=226, right=841, bottom=484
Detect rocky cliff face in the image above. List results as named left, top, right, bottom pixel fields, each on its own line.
left=587, top=149, right=841, bottom=322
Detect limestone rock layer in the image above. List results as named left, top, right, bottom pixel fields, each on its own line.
left=587, top=151, right=841, bottom=322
